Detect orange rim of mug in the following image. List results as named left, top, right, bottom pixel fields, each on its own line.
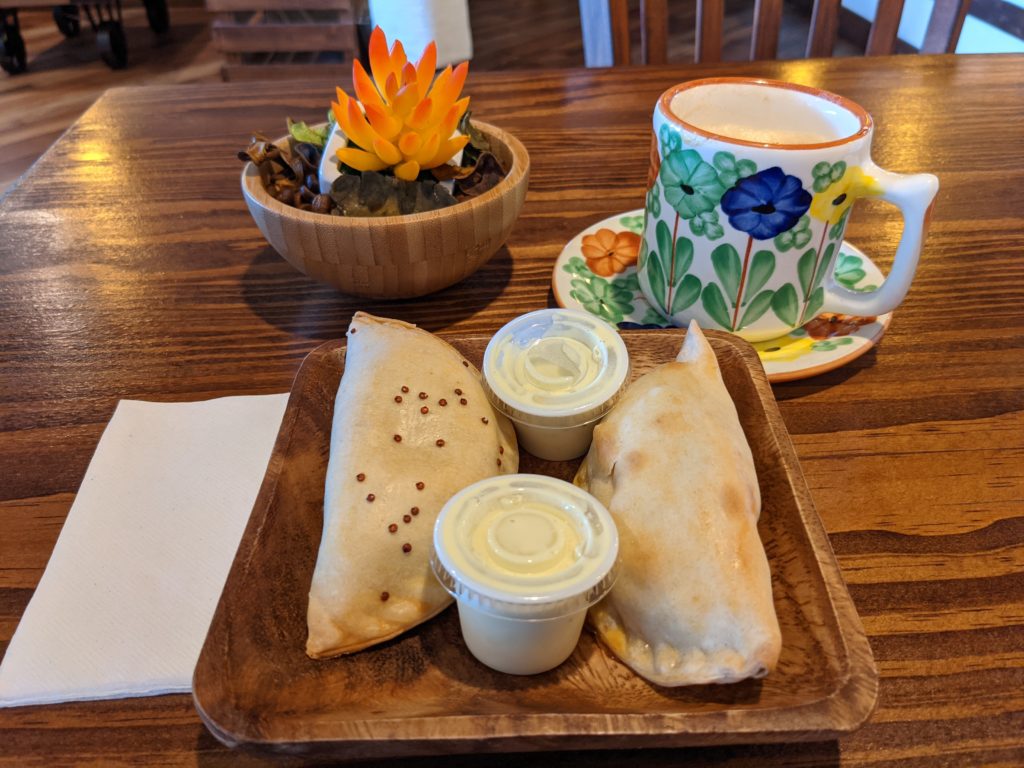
left=658, top=77, right=873, bottom=150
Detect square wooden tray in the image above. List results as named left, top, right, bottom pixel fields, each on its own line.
left=192, top=329, right=877, bottom=759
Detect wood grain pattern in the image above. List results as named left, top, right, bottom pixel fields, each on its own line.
left=242, top=122, right=529, bottom=298
left=1, top=55, right=1023, bottom=766
left=192, top=330, right=877, bottom=757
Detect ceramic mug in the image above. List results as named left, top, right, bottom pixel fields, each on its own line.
left=639, top=77, right=939, bottom=342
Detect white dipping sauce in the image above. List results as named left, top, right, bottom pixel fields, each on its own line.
left=483, top=309, right=629, bottom=460
left=431, top=474, right=618, bottom=675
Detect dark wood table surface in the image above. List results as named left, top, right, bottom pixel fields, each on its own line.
left=2, top=53, right=1023, bottom=766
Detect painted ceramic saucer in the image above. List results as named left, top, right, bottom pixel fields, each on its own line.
left=551, top=210, right=892, bottom=384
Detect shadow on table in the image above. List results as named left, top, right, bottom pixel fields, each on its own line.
left=238, top=244, right=515, bottom=341
left=772, top=346, right=881, bottom=402
left=194, top=731, right=841, bottom=767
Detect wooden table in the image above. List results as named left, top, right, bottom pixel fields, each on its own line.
left=1, top=53, right=1022, bottom=766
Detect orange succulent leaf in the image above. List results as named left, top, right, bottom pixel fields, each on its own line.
left=401, top=62, right=417, bottom=87
left=427, top=134, right=470, bottom=169
left=398, top=131, right=422, bottom=156
left=394, top=160, right=420, bottom=181
left=337, top=147, right=389, bottom=172
left=342, top=99, right=380, bottom=151
left=581, top=229, right=642, bottom=276
left=367, top=27, right=393, bottom=92
left=363, top=103, right=402, bottom=142
left=415, top=42, right=437, bottom=99
left=336, top=28, right=472, bottom=176
left=384, top=72, right=399, bottom=103
left=372, top=136, right=402, bottom=166
left=407, top=98, right=434, bottom=131
left=412, top=132, right=441, bottom=164
left=438, top=97, right=470, bottom=141
left=392, top=82, right=421, bottom=120
left=352, top=61, right=385, bottom=111
left=389, top=39, right=408, bottom=76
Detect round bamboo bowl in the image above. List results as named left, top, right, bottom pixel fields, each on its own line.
left=241, top=121, right=529, bottom=299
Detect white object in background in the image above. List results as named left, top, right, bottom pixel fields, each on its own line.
left=369, top=0, right=473, bottom=67
left=318, top=122, right=348, bottom=195
left=578, top=0, right=616, bottom=66
left=0, top=394, right=288, bottom=707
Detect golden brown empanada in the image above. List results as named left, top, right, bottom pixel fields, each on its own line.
left=307, top=313, right=518, bottom=659
left=574, top=321, right=780, bottom=685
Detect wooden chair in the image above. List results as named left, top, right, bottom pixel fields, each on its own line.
left=579, top=0, right=971, bottom=65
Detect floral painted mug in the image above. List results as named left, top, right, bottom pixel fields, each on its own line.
left=640, top=77, right=939, bottom=342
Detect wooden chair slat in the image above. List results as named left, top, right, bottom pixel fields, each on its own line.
left=641, top=0, right=669, bottom=65
left=921, top=0, right=970, bottom=53
left=696, top=0, right=724, bottom=63
left=807, top=0, right=841, bottom=58
left=866, top=0, right=907, bottom=54
left=609, top=0, right=631, bottom=66
left=751, top=0, right=784, bottom=60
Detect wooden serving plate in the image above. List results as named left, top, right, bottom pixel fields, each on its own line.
left=192, top=329, right=877, bottom=759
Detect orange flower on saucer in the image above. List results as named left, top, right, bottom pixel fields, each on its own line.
left=581, top=228, right=642, bottom=276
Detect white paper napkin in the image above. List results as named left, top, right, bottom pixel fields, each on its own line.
left=0, top=394, right=289, bottom=707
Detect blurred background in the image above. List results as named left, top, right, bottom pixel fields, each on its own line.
left=1, top=0, right=1021, bottom=193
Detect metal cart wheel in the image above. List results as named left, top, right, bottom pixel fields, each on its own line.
left=96, top=19, right=126, bottom=69
left=52, top=5, right=81, bottom=38
left=0, top=9, right=27, bottom=74
left=143, top=0, right=168, bottom=34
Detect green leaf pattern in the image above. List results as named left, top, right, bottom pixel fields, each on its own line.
left=775, top=215, right=812, bottom=251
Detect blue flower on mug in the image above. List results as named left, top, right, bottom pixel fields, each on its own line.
left=659, top=149, right=725, bottom=219
left=720, top=166, right=812, bottom=240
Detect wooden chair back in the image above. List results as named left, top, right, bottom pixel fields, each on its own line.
left=590, top=0, right=970, bottom=64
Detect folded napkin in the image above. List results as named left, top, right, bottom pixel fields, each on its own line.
left=0, top=394, right=288, bottom=707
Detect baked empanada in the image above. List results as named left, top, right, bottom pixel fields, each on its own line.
left=307, top=313, right=518, bottom=659
left=574, top=321, right=780, bottom=685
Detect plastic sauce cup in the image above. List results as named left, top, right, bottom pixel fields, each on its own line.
left=482, top=309, right=630, bottom=460
left=431, top=474, right=619, bottom=675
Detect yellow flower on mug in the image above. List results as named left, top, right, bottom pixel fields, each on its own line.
left=581, top=228, right=641, bottom=277
left=809, top=166, right=881, bottom=224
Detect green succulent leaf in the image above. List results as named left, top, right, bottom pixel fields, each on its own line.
left=287, top=118, right=328, bottom=148
left=830, top=161, right=847, bottom=182
left=812, top=161, right=831, bottom=178
left=701, top=283, right=732, bottom=330
left=739, top=289, right=775, bottom=329
left=771, top=283, right=799, bottom=327
left=736, top=159, right=757, bottom=178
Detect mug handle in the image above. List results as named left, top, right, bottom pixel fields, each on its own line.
left=820, top=163, right=939, bottom=317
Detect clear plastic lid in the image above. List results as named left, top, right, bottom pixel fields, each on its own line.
left=482, top=309, right=630, bottom=428
left=431, top=474, right=619, bottom=621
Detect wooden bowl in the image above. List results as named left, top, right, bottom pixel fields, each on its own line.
left=241, top=121, right=529, bottom=299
